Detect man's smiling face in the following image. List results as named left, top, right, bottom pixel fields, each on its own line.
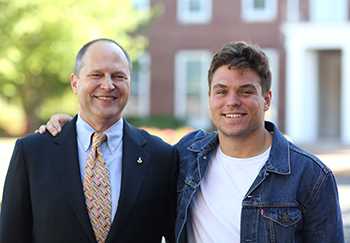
left=71, top=41, right=131, bottom=130
left=208, top=65, right=271, bottom=141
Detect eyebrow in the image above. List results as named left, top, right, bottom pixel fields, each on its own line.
left=212, top=83, right=228, bottom=90
left=240, top=84, right=258, bottom=91
left=89, top=68, right=128, bottom=76
left=212, top=83, right=258, bottom=91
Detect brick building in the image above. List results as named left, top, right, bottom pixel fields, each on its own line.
left=125, top=0, right=350, bottom=145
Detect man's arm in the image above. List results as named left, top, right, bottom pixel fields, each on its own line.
left=301, top=172, right=344, bottom=242
left=36, top=114, right=72, bottom=135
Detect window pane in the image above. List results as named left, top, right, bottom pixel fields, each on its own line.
left=186, top=61, right=202, bottom=92
left=177, top=0, right=212, bottom=24
left=189, top=0, right=201, bottom=12
left=124, top=53, right=150, bottom=118
left=130, top=62, right=140, bottom=94
left=187, top=96, right=201, bottom=118
left=254, top=0, right=266, bottom=9
left=186, top=60, right=202, bottom=118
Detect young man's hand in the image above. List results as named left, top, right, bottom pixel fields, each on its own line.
left=35, top=114, right=73, bottom=136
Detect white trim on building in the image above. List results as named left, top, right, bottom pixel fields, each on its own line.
left=309, top=0, right=348, bottom=23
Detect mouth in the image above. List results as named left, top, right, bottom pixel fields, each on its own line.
left=224, top=113, right=243, bottom=118
left=95, top=96, right=116, bottom=101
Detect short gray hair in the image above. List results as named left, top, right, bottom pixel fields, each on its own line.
left=73, top=38, right=132, bottom=77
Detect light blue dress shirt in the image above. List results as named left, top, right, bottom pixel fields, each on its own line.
left=76, top=114, right=123, bottom=222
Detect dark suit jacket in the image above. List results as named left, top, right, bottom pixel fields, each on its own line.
left=0, top=116, right=178, bottom=243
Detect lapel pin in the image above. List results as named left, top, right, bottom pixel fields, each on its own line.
left=137, top=157, right=143, bottom=164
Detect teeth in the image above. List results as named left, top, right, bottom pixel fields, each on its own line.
left=98, top=97, right=114, bottom=100
left=226, top=114, right=242, bottom=118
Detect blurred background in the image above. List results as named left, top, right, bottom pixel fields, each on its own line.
left=1, top=0, right=350, bottom=240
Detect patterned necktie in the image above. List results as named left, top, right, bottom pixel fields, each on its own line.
left=83, top=132, right=111, bottom=243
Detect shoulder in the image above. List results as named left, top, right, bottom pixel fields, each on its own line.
left=16, top=132, right=55, bottom=150
left=175, top=129, right=216, bottom=150
left=15, top=117, right=77, bottom=154
left=176, top=129, right=212, bottom=145
left=124, top=121, right=174, bottom=151
left=288, top=142, right=331, bottom=174
left=138, top=128, right=173, bottom=147
left=268, top=121, right=331, bottom=175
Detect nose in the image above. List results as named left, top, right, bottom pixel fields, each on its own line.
left=227, top=93, right=241, bottom=107
left=100, top=76, right=115, bottom=91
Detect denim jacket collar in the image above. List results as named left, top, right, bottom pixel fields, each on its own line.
left=187, top=131, right=218, bottom=153
left=188, top=122, right=291, bottom=176
left=264, top=122, right=291, bottom=175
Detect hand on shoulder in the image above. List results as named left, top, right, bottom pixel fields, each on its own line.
left=35, top=114, right=73, bottom=136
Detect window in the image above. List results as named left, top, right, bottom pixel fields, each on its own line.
left=124, top=53, right=151, bottom=118
left=175, top=50, right=212, bottom=129
left=241, top=0, right=278, bottom=22
left=177, top=0, right=212, bottom=24
left=310, top=0, right=347, bottom=23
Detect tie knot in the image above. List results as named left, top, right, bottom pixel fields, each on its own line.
left=92, top=132, right=107, bottom=147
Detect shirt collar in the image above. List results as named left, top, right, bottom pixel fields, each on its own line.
left=76, top=113, right=123, bottom=154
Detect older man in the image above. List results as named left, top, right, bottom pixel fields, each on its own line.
left=0, top=39, right=178, bottom=243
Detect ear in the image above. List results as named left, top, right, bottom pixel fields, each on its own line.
left=208, top=91, right=211, bottom=109
left=71, top=73, right=78, bottom=95
left=263, top=91, right=272, bottom=112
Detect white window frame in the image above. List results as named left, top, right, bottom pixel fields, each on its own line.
left=125, top=52, right=151, bottom=118
left=241, top=0, right=278, bottom=22
left=262, top=48, right=279, bottom=126
left=177, top=0, right=212, bottom=24
left=174, top=50, right=212, bottom=129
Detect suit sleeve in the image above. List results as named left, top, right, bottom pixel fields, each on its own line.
left=164, top=147, right=179, bottom=243
left=0, top=139, right=33, bottom=242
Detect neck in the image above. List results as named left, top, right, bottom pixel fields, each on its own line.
left=79, top=114, right=122, bottom=133
left=218, top=128, right=273, bottom=158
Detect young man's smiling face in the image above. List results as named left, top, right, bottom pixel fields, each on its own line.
left=71, top=41, right=131, bottom=131
left=208, top=65, right=271, bottom=141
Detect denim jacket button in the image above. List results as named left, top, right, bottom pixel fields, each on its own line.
left=283, top=212, right=289, bottom=221
left=180, top=214, right=184, bottom=220
left=203, top=156, right=207, bottom=159
left=196, top=176, right=200, bottom=182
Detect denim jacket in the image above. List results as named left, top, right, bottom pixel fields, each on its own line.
left=175, top=121, right=344, bottom=243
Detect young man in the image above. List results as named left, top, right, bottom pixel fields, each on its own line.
left=38, top=41, right=344, bottom=242
left=1, top=39, right=178, bottom=243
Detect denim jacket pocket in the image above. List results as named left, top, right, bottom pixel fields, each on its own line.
left=263, top=207, right=302, bottom=227
left=262, top=207, right=302, bottom=242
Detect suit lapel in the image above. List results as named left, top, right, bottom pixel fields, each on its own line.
left=50, top=116, right=96, bottom=242
left=106, top=120, right=150, bottom=241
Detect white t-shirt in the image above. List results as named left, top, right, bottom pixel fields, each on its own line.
left=187, top=145, right=271, bottom=243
